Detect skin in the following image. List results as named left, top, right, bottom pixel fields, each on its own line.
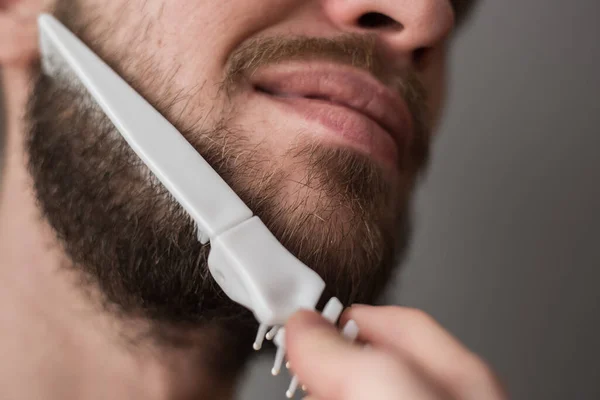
left=286, top=308, right=508, bottom=400
left=0, top=0, right=506, bottom=399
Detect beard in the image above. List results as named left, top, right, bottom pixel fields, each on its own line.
left=26, top=20, right=429, bottom=347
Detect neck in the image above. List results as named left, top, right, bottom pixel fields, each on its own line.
left=0, top=67, right=243, bottom=400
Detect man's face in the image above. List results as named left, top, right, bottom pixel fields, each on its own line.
left=28, top=0, right=461, bottom=329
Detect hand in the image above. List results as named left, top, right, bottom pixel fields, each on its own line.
left=285, top=305, right=507, bottom=400
left=0, top=0, right=49, bottom=66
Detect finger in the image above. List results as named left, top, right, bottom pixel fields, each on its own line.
left=0, top=0, right=19, bottom=9
left=341, top=305, right=506, bottom=399
left=286, top=310, right=445, bottom=400
left=0, top=13, right=39, bottom=66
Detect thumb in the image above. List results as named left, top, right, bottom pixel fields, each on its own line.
left=285, top=311, right=439, bottom=400
left=285, top=310, right=361, bottom=400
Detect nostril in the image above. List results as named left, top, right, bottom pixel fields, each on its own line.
left=357, top=12, right=402, bottom=30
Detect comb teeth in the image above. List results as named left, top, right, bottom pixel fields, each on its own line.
left=286, top=375, right=300, bottom=398
left=251, top=324, right=282, bottom=350
left=252, top=323, right=269, bottom=350
left=272, top=340, right=287, bottom=376
left=321, top=297, right=343, bottom=324
left=266, top=326, right=280, bottom=340
left=249, top=298, right=357, bottom=398
left=282, top=318, right=359, bottom=398
left=341, top=319, right=360, bottom=341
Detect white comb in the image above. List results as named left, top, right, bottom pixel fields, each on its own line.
left=38, top=14, right=358, bottom=397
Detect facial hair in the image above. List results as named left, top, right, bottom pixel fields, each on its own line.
left=26, top=21, right=430, bottom=345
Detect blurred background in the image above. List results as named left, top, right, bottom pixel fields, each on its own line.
left=238, top=0, right=600, bottom=399
left=1, top=0, right=598, bottom=399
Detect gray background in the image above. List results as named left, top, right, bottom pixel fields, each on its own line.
left=239, top=0, right=600, bottom=399
left=1, top=0, right=598, bottom=399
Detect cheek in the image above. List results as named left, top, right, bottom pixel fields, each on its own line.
left=154, top=1, right=294, bottom=86
left=154, top=4, right=232, bottom=92
left=138, top=1, right=294, bottom=129
left=422, top=46, right=449, bottom=132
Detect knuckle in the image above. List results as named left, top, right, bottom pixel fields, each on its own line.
left=450, top=355, right=502, bottom=395
left=362, top=350, right=405, bottom=380
left=468, top=357, right=497, bottom=383
left=337, top=351, right=404, bottom=400
left=400, top=307, right=437, bottom=327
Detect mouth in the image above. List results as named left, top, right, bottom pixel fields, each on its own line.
left=250, top=62, right=413, bottom=167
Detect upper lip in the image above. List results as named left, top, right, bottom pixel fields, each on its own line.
left=250, top=63, right=412, bottom=149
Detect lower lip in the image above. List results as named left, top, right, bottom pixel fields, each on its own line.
left=255, top=91, right=400, bottom=168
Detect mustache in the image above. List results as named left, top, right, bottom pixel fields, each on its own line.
left=221, top=33, right=431, bottom=160
left=225, top=34, right=387, bottom=83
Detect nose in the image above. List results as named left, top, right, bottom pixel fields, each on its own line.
left=322, top=0, right=455, bottom=69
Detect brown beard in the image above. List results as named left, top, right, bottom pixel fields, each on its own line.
left=26, top=6, right=430, bottom=360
